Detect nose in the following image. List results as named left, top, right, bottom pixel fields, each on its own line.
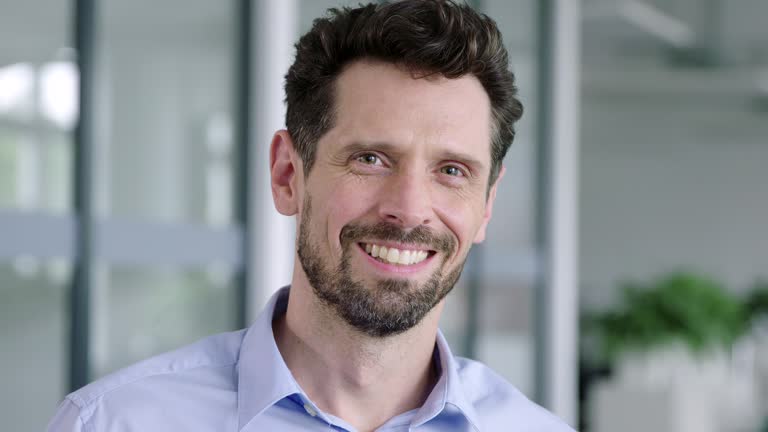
left=377, top=172, right=433, bottom=228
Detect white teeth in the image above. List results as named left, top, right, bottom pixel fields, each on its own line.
left=386, top=248, right=399, bottom=264
left=363, top=243, right=429, bottom=266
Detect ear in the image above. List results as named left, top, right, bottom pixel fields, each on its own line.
left=270, top=130, right=301, bottom=216
left=473, top=165, right=505, bottom=244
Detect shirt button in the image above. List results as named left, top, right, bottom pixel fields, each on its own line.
left=303, top=403, right=318, bottom=417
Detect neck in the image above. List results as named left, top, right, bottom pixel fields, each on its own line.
left=273, top=279, right=443, bottom=432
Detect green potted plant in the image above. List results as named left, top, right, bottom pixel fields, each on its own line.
left=583, top=272, right=748, bottom=364
left=582, top=272, right=767, bottom=431
left=746, top=280, right=768, bottom=323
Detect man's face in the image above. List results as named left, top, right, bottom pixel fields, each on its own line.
left=295, top=61, right=500, bottom=337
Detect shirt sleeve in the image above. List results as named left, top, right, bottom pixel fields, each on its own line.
left=46, top=398, right=86, bottom=432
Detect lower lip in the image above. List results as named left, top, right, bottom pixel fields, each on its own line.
left=358, top=244, right=435, bottom=274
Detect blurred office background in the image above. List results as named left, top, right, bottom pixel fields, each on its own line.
left=0, top=1, right=765, bottom=431
left=579, top=1, right=768, bottom=431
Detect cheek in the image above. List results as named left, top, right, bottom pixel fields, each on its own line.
left=433, top=193, right=487, bottom=250
left=324, top=181, right=380, bottom=244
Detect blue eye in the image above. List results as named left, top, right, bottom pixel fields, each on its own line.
left=441, top=165, right=464, bottom=176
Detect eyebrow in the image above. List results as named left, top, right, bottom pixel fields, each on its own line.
left=439, top=150, right=485, bottom=172
left=339, top=141, right=486, bottom=172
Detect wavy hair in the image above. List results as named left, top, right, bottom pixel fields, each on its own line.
left=284, top=0, right=523, bottom=185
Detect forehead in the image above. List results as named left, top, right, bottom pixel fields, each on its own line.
left=325, top=60, right=493, bottom=164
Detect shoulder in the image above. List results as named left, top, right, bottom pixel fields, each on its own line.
left=62, top=329, right=247, bottom=426
left=454, top=357, right=576, bottom=431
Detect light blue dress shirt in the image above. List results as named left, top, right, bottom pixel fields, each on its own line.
left=47, top=287, right=575, bottom=431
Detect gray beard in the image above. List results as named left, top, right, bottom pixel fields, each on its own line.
left=296, top=196, right=464, bottom=337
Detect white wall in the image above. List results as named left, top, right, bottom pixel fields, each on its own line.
left=580, top=63, right=768, bottom=310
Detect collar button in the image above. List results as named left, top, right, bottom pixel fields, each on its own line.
left=303, top=403, right=318, bottom=417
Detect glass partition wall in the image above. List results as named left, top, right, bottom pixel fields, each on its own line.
left=0, top=1, right=245, bottom=429
left=0, top=2, right=75, bottom=431
left=89, top=0, right=241, bottom=379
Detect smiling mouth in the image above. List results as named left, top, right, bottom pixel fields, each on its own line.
left=359, top=242, right=436, bottom=266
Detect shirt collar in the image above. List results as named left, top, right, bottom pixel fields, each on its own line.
left=411, top=330, right=482, bottom=431
left=236, top=286, right=482, bottom=431
left=237, top=287, right=302, bottom=430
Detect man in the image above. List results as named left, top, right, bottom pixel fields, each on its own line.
left=48, top=1, right=574, bottom=431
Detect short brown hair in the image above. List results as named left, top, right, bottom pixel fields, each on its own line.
left=284, top=0, right=523, bottom=186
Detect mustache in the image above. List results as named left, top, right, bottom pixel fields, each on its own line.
left=340, top=222, right=456, bottom=253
